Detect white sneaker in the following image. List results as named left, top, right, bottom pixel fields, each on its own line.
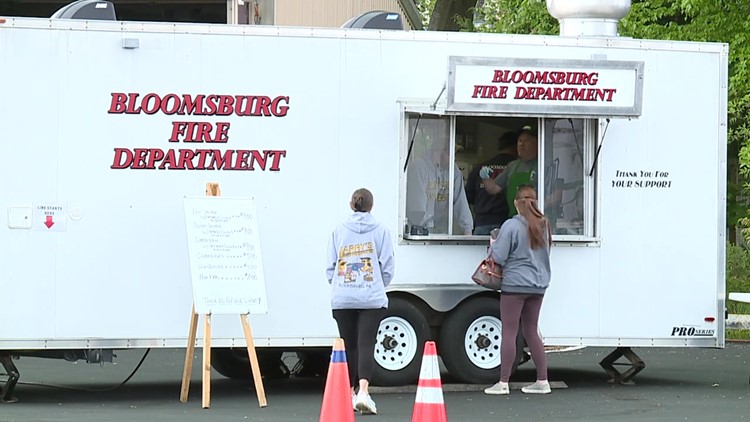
left=355, top=392, right=377, bottom=415
left=352, top=393, right=357, bottom=411
left=521, top=380, right=551, bottom=394
left=484, top=381, right=509, bottom=395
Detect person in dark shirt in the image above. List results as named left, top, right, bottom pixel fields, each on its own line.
left=466, top=131, right=518, bottom=235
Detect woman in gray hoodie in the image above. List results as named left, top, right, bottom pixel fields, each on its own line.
left=326, top=188, right=395, bottom=414
left=484, top=184, right=552, bottom=396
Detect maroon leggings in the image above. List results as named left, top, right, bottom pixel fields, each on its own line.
left=500, top=293, right=548, bottom=383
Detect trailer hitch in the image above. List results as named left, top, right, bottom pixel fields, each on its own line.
left=0, top=352, right=19, bottom=403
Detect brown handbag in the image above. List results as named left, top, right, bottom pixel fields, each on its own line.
left=471, top=254, right=503, bottom=291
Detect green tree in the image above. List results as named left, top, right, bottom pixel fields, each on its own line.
left=422, top=0, right=556, bottom=33
left=416, top=0, right=436, bottom=27
left=468, top=0, right=557, bottom=34
left=426, top=0, right=476, bottom=30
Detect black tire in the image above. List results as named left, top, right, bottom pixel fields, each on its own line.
left=439, top=296, right=525, bottom=384
left=371, top=297, right=431, bottom=386
left=211, top=348, right=289, bottom=381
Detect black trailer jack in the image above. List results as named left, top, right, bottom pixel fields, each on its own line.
left=0, top=352, right=19, bottom=403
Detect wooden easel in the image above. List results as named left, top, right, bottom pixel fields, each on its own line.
left=179, top=182, right=268, bottom=409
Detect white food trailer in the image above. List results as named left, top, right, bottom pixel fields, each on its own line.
left=0, top=0, right=727, bottom=399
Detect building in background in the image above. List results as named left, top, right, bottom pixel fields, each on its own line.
left=0, top=0, right=423, bottom=29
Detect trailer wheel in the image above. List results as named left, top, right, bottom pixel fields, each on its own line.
left=439, top=296, right=524, bottom=384
left=211, top=348, right=289, bottom=381
left=371, top=297, right=430, bottom=386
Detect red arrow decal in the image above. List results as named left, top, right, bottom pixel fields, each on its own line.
left=44, top=215, right=55, bottom=229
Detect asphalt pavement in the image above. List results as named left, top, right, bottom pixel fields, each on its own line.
left=1, top=342, right=748, bottom=421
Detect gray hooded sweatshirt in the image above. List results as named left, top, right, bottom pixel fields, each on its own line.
left=490, top=215, right=551, bottom=294
left=326, top=212, right=395, bottom=309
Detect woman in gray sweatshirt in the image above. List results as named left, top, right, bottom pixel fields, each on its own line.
left=326, top=188, right=395, bottom=414
left=484, top=184, right=552, bottom=396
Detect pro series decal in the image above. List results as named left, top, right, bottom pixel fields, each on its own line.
left=108, top=92, right=288, bottom=171
left=670, top=326, right=715, bottom=337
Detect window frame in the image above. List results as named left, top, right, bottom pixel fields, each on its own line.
left=401, top=103, right=476, bottom=242
left=398, top=101, right=600, bottom=244
left=538, top=118, right=599, bottom=242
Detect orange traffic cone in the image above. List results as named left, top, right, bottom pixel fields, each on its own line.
left=319, top=338, right=355, bottom=422
left=412, top=341, right=447, bottom=422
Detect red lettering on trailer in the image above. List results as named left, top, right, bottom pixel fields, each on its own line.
left=235, top=150, right=251, bottom=170
left=268, top=150, right=286, bottom=171
left=208, top=149, right=234, bottom=169
left=141, top=93, right=161, bottom=115
left=107, top=93, right=290, bottom=117
left=177, top=149, right=196, bottom=169
left=109, top=92, right=289, bottom=172
left=471, top=85, right=509, bottom=99
left=513, top=86, right=617, bottom=102
left=168, top=121, right=231, bottom=143
left=111, top=148, right=288, bottom=171
left=126, top=93, right=141, bottom=114
left=108, top=93, right=128, bottom=113
left=132, top=148, right=150, bottom=168
left=215, top=122, right=230, bottom=142
left=218, top=95, right=234, bottom=115
left=157, top=149, right=176, bottom=169
left=490, top=70, right=600, bottom=86
left=472, top=70, right=617, bottom=103
left=111, top=148, right=133, bottom=169
left=146, top=149, right=165, bottom=169
left=160, top=94, right=181, bottom=114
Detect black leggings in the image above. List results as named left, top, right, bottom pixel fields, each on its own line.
left=332, top=308, right=387, bottom=388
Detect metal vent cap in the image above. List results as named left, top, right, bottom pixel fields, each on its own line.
left=546, top=0, right=631, bottom=37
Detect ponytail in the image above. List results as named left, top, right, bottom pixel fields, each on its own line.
left=514, top=185, right=550, bottom=249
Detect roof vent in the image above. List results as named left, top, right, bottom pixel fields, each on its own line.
left=341, top=11, right=404, bottom=30
left=546, top=0, right=630, bottom=37
left=51, top=0, right=117, bottom=21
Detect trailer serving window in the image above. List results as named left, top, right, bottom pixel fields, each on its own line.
left=400, top=56, right=643, bottom=242
left=400, top=107, right=598, bottom=242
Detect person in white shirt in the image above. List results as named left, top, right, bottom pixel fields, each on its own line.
left=406, top=136, right=473, bottom=235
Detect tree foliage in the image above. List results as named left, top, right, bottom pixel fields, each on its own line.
left=424, top=0, right=556, bottom=33
left=467, top=0, right=557, bottom=34
left=415, top=0, right=436, bottom=28
left=427, top=0, right=476, bottom=31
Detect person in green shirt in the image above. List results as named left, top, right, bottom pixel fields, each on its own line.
left=480, top=128, right=538, bottom=217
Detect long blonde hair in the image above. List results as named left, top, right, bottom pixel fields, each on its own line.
left=514, top=185, right=551, bottom=249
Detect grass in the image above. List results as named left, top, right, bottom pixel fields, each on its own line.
left=727, top=302, right=750, bottom=315
left=727, top=329, right=750, bottom=340
left=725, top=242, right=750, bottom=340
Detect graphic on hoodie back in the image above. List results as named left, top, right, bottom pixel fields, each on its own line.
left=337, top=242, right=375, bottom=283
